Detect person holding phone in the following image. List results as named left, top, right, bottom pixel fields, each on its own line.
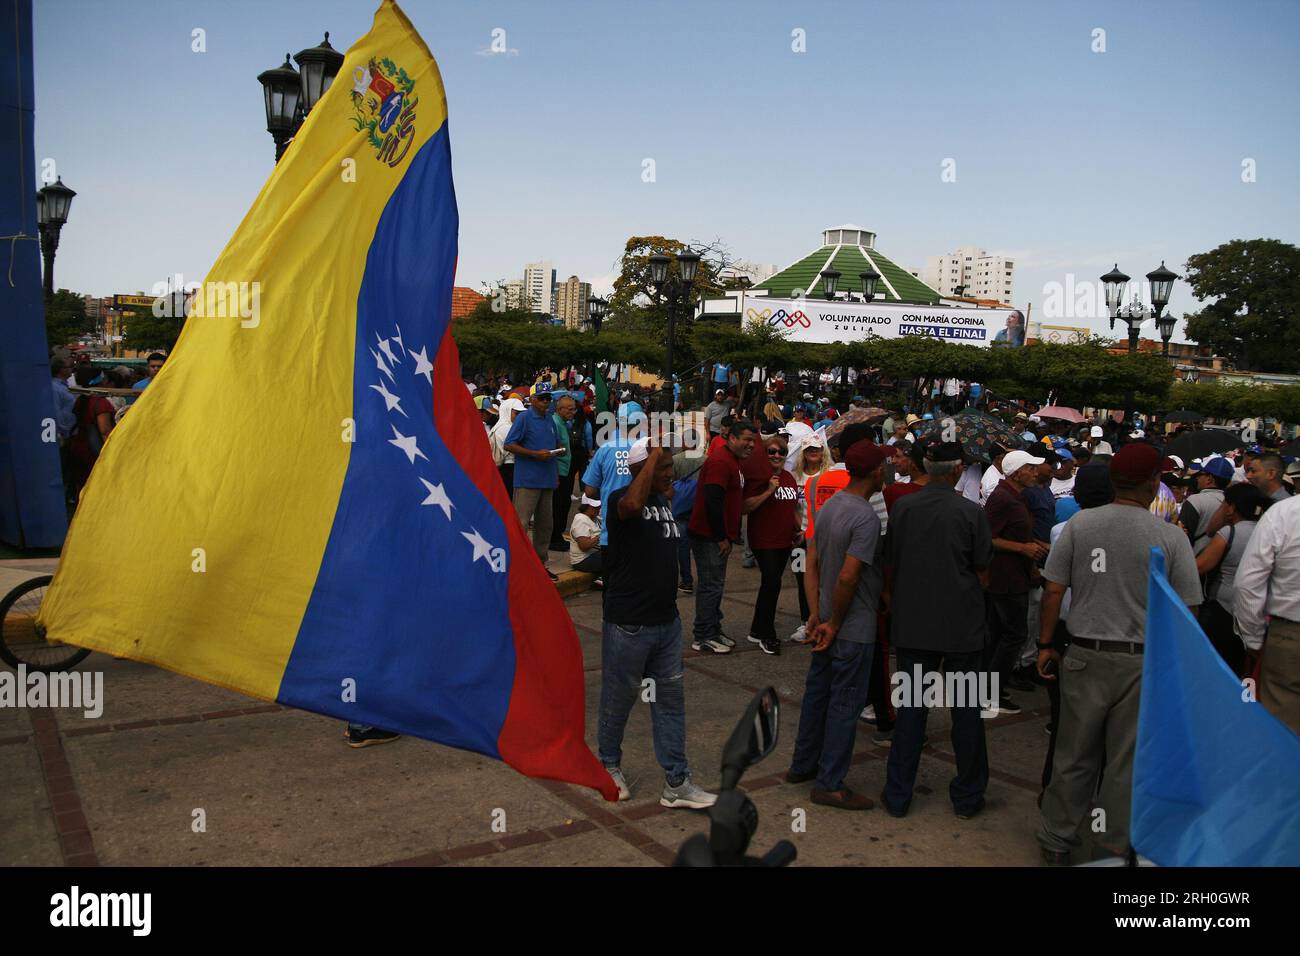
left=504, top=381, right=564, bottom=579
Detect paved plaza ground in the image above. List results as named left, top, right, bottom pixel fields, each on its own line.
left=2, top=556, right=1065, bottom=867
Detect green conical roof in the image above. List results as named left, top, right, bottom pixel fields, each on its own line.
left=754, top=232, right=941, bottom=305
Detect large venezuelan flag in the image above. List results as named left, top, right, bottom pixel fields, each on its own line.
left=39, top=0, right=616, bottom=801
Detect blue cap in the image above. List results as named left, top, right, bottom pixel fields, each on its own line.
left=1056, top=449, right=1074, bottom=461
left=1195, top=457, right=1234, bottom=480
left=922, top=413, right=934, bottom=421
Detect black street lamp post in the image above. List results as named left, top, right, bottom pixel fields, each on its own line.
left=1101, top=262, right=1179, bottom=431
left=585, top=296, right=607, bottom=397
left=1147, top=261, right=1179, bottom=356
left=257, top=54, right=301, bottom=163
left=820, top=269, right=840, bottom=301
left=37, top=177, right=75, bottom=304
left=648, top=249, right=700, bottom=417
left=259, top=33, right=345, bottom=163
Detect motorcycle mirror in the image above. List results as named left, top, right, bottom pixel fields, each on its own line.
left=719, top=686, right=780, bottom=791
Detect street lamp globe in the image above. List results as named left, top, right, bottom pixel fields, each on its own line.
left=647, top=254, right=671, bottom=287
left=258, top=54, right=301, bottom=159
left=295, top=33, right=345, bottom=117
left=859, top=269, right=880, bottom=301
left=820, top=269, right=840, bottom=300
left=677, top=249, right=701, bottom=285
left=1146, top=261, right=1178, bottom=315
left=1100, top=264, right=1130, bottom=330
left=37, top=177, right=75, bottom=225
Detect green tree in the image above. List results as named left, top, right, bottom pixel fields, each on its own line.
left=44, top=289, right=92, bottom=351
left=122, top=308, right=186, bottom=352
left=1182, top=239, right=1300, bottom=373
left=606, top=235, right=728, bottom=377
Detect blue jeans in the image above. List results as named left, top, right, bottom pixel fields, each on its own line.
left=598, top=617, right=689, bottom=785
left=789, top=638, right=874, bottom=792
left=882, top=648, right=988, bottom=815
left=690, top=536, right=730, bottom=642
left=676, top=518, right=692, bottom=586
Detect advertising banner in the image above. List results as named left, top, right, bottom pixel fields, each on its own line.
left=742, top=296, right=1024, bottom=348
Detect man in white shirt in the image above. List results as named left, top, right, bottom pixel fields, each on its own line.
left=1086, top=425, right=1113, bottom=457
left=1233, top=494, right=1300, bottom=734
left=979, top=444, right=1009, bottom=506
left=1049, top=450, right=1076, bottom=499
left=942, top=377, right=962, bottom=413
left=955, top=460, right=983, bottom=504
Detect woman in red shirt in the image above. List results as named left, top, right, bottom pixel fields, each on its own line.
left=746, top=435, right=801, bottom=656
left=67, top=381, right=116, bottom=500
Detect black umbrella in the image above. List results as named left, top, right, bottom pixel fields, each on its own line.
left=1165, top=429, right=1245, bottom=462
left=1162, top=409, right=1205, bottom=424
left=915, top=409, right=1025, bottom=464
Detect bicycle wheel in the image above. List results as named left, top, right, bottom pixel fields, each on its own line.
left=0, top=575, right=91, bottom=673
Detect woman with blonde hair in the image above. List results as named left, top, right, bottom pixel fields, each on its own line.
left=762, top=399, right=785, bottom=429
left=787, top=429, right=829, bottom=642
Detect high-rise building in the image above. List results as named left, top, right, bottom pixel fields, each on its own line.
left=923, top=246, right=1015, bottom=301
left=503, top=279, right=525, bottom=310
left=552, top=275, right=592, bottom=329
left=523, top=260, right=556, bottom=315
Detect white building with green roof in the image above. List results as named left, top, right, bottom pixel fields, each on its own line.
left=750, top=225, right=942, bottom=304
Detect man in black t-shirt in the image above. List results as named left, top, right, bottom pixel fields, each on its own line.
left=600, top=438, right=717, bottom=811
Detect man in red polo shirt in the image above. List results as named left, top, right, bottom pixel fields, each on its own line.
left=983, top=449, right=1049, bottom=716
left=688, top=420, right=756, bottom=653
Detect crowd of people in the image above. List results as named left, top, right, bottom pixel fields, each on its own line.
left=471, top=368, right=1299, bottom=860
left=49, top=350, right=166, bottom=509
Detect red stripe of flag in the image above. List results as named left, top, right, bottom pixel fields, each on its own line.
left=431, top=327, right=617, bottom=801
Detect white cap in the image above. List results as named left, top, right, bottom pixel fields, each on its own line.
left=1002, top=450, right=1046, bottom=474
left=580, top=494, right=601, bottom=507
left=1090, top=425, right=1104, bottom=438
left=627, top=437, right=651, bottom=466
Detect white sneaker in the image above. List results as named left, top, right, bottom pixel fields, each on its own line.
left=691, top=638, right=732, bottom=655
left=606, top=766, right=631, bottom=801
left=789, top=624, right=807, bottom=643
left=660, top=776, right=717, bottom=809
left=717, top=632, right=736, bottom=648
left=861, top=704, right=876, bottom=722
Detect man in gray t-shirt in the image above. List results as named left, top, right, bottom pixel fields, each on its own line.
left=1042, top=504, right=1202, bottom=644
left=786, top=440, right=887, bottom=811
left=813, top=492, right=883, bottom=643
left=1036, top=445, right=1202, bottom=865
left=705, top=391, right=733, bottom=436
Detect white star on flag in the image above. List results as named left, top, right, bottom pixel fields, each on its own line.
left=392, top=324, right=405, bottom=353
left=409, top=346, right=433, bottom=385
left=420, top=478, right=454, bottom=519
left=369, top=381, right=407, bottom=416
left=388, top=424, right=428, bottom=464
left=376, top=333, right=400, bottom=366
left=461, top=528, right=494, bottom=565
left=371, top=347, right=395, bottom=383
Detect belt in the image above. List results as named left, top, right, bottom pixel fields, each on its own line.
left=1070, top=636, right=1144, bottom=655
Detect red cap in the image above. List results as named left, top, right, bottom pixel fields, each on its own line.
left=1110, top=443, right=1163, bottom=483
left=844, top=440, right=887, bottom=477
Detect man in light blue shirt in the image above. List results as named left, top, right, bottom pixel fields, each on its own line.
left=50, top=358, right=76, bottom=439
left=581, top=402, right=646, bottom=547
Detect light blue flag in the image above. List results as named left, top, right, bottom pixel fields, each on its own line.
left=1132, top=548, right=1300, bottom=866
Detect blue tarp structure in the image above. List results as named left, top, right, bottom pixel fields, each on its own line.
left=1132, top=547, right=1300, bottom=866
left=0, top=0, right=66, bottom=548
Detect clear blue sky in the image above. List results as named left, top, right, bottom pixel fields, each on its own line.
left=33, top=0, right=1300, bottom=341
